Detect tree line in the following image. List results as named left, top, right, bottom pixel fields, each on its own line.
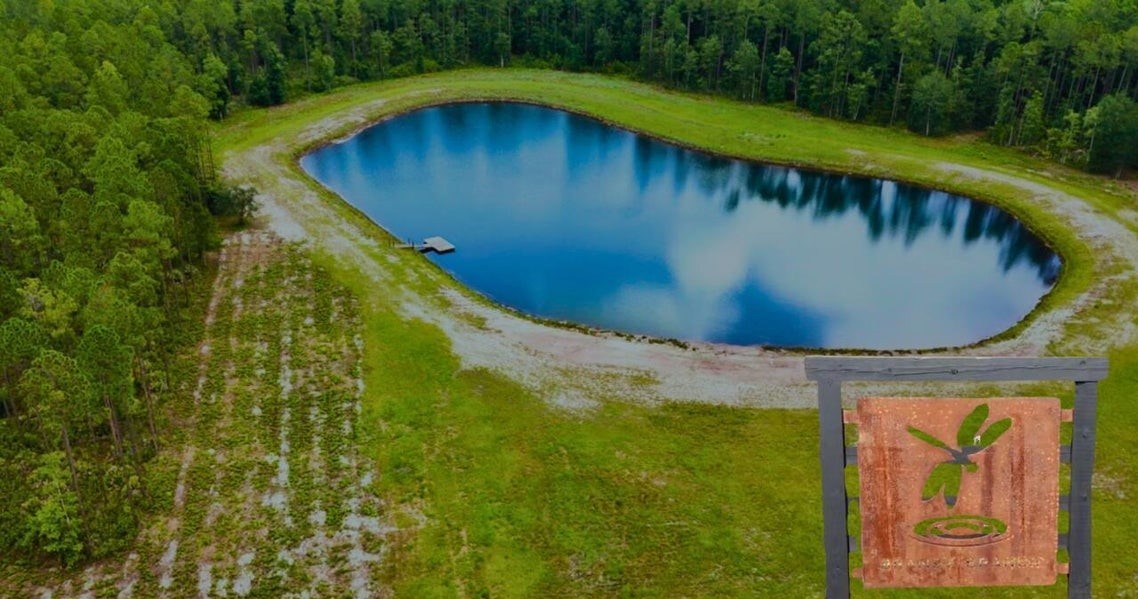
left=98, top=0, right=1138, bottom=174
left=1, top=1, right=254, bottom=564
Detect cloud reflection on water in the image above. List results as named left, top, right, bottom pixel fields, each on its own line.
left=302, top=103, right=1058, bottom=349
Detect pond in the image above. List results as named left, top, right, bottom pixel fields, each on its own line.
left=300, top=102, right=1059, bottom=350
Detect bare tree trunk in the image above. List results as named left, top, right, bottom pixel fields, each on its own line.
left=1, top=368, right=18, bottom=420
left=1086, top=66, right=1101, bottom=110
left=59, top=425, right=92, bottom=556
left=136, top=357, right=159, bottom=451
left=119, top=413, right=148, bottom=495
left=59, top=427, right=79, bottom=495
left=794, top=35, right=805, bottom=105
left=302, top=37, right=310, bottom=90
left=103, top=394, right=124, bottom=460
left=1046, top=53, right=1064, bottom=116
left=759, top=26, right=769, bottom=99
left=647, top=11, right=654, bottom=65
left=891, top=52, right=905, bottom=125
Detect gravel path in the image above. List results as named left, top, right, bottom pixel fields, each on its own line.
left=935, top=163, right=1138, bottom=356
left=222, top=101, right=1138, bottom=410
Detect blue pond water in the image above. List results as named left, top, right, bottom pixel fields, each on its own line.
left=301, top=102, right=1059, bottom=349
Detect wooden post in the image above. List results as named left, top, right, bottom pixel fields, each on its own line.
left=1067, top=380, right=1098, bottom=599
left=818, top=378, right=850, bottom=598
left=804, top=357, right=1107, bottom=599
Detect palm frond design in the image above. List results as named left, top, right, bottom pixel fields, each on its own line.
left=906, top=403, right=1011, bottom=508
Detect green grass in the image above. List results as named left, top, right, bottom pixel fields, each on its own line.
left=349, top=295, right=1137, bottom=598
left=332, top=254, right=1138, bottom=597
left=346, top=280, right=824, bottom=596
left=211, top=69, right=1138, bottom=596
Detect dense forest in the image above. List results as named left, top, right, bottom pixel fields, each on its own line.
left=5, top=0, right=1134, bottom=172
left=0, top=0, right=253, bottom=565
left=1, top=0, right=1137, bottom=567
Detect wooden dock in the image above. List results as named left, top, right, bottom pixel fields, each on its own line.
left=396, top=236, right=455, bottom=254
left=421, top=236, right=455, bottom=254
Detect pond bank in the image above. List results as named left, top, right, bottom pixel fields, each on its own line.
left=216, top=69, right=1138, bottom=409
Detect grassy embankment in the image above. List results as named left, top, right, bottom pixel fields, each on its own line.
left=208, top=69, right=1138, bottom=597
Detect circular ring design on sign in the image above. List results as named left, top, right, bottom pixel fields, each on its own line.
left=912, top=515, right=1011, bottom=547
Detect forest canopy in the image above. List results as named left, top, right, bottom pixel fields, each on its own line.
left=11, top=0, right=1123, bottom=171
left=2, top=0, right=1137, bottom=567
left=0, top=0, right=245, bottom=565
left=5, top=0, right=1138, bottom=166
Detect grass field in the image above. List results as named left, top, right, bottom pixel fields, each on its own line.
left=7, top=69, right=1137, bottom=597
left=214, top=69, right=1138, bottom=597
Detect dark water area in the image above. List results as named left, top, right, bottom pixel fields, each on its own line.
left=301, top=102, right=1059, bottom=349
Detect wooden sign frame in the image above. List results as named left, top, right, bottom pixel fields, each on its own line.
left=804, top=357, right=1108, bottom=599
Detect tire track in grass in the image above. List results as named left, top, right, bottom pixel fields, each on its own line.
left=264, top=261, right=306, bottom=587
left=208, top=249, right=289, bottom=598
left=218, top=232, right=286, bottom=597
left=151, top=233, right=248, bottom=597
left=231, top=243, right=308, bottom=595
left=195, top=231, right=280, bottom=598
left=285, top=265, right=337, bottom=594
left=335, top=305, right=389, bottom=599
left=261, top=318, right=293, bottom=525
left=160, top=232, right=267, bottom=598
left=175, top=232, right=259, bottom=598
left=315, top=284, right=379, bottom=598
left=263, top=255, right=306, bottom=592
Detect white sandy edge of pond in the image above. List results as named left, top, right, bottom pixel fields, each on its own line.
left=222, top=101, right=1138, bottom=410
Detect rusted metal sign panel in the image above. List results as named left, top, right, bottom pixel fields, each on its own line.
left=856, top=397, right=1060, bottom=588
